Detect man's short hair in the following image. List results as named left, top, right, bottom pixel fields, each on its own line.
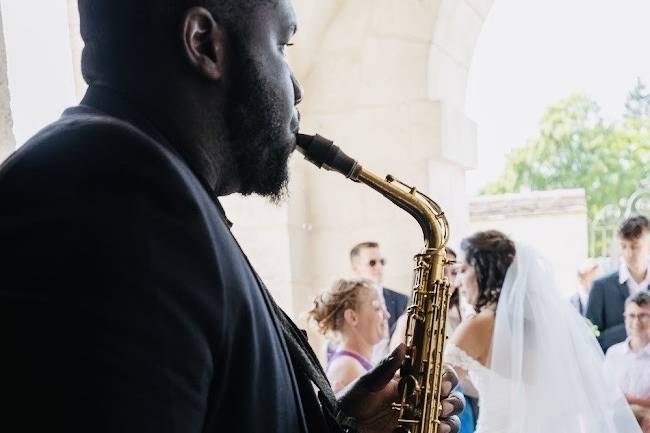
left=77, top=0, right=269, bottom=84
left=617, top=215, right=650, bottom=240
left=350, top=242, right=379, bottom=263
left=626, top=290, right=650, bottom=308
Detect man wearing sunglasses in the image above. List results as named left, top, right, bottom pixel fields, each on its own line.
left=350, top=242, right=409, bottom=361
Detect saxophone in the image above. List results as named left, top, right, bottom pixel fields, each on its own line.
left=296, top=134, right=452, bottom=433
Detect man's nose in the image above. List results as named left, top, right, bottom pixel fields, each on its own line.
left=291, top=72, right=303, bottom=106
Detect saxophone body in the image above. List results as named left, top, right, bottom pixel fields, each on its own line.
left=296, top=134, right=451, bottom=433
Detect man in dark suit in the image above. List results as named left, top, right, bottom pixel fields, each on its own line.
left=0, top=1, right=464, bottom=432
left=350, top=242, right=409, bottom=335
left=587, top=215, right=650, bottom=352
left=349, top=242, right=409, bottom=362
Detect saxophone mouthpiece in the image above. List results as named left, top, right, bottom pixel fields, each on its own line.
left=296, top=133, right=359, bottom=179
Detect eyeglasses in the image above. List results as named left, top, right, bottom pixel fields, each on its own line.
left=368, top=258, right=386, bottom=267
left=623, top=312, right=650, bottom=322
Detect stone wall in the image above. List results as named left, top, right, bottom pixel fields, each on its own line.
left=66, top=0, right=85, bottom=102
left=468, top=189, right=589, bottom=297
left=0, top=3, right=15, bottom=160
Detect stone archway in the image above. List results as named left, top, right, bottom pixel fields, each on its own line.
left=0, top=2, right=15, bottom=161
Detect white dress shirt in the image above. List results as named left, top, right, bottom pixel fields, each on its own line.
left=619, top=262, right=650, bottom=295
left=604, top=339, right=650, bottom=398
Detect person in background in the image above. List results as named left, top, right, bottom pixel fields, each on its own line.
left=604, top=291, right=650, bottom=413
left=444, top=247, right=478, bottom=433
left=331, top=241, right=409, bottom=364
left=308, top=279, right=389, bottom=393
left=588, top=215, right=650, bottom=352
left=570, top=259, right=600, bottom=316
left=350, top=242, right=409, bottom=336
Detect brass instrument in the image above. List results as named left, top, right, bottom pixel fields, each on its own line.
left=296, top=134, right=451, bottom=433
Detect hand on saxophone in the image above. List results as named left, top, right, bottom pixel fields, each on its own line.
left=337, top=343, right=465, bottom=433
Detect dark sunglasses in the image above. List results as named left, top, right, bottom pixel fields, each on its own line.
left=368, top=258, right=386, bottom=267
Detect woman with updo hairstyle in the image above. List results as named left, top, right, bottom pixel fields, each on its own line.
left=307, top=278, right=388, bottom=393
left=446, top=230, right=516, bottom=371
left=460, top=230, right=516, bottom=314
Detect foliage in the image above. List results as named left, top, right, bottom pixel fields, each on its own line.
left=482, top=80, right=650, bottom=250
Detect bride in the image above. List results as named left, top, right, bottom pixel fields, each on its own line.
left=446, top=230, right=641, bottom=433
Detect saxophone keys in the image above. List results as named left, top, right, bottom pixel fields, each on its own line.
left=397, top=374, right=420, bottom=397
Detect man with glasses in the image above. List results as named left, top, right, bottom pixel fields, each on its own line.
left=350, top=242, right=408, bottom=362
left=604, top=291, right=650, bottom=421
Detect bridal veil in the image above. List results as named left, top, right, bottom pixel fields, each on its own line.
left=489, top=243, right=641, bottom=432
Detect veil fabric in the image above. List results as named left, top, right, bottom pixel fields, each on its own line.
left=489, top=243, right=641, bottom=433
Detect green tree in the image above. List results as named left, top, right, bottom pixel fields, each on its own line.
left=625, top=77, right=650, bottom=119
left=483, top=90, right=650, bottom=249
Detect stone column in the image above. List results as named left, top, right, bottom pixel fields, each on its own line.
left=66, top=0, right=85, bottom=102
left=0, top=2, right=15, bottom=162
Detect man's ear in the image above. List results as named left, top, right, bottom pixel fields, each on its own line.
left=182, top=7, right=227, bottom=80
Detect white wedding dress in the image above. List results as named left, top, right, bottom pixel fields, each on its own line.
left=444, top=243, right=642, bottom=433
left=445, top=343, right=511, bottom=433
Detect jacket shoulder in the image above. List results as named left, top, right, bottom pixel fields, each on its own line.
left=0, top=111, right=185, bottom=196
left=7, top=111, right=167, bottom=167
left=384, top=287, right=409, bottom=303
left=592, top=271, right=620, bottom=289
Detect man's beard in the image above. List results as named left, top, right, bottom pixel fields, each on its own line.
left=224, top=53, right=292, bottom=204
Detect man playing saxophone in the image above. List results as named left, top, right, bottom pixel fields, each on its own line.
left=0, top=0, right=463, bottom=432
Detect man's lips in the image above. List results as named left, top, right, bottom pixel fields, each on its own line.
left=290, top=116, right=300, bottom=153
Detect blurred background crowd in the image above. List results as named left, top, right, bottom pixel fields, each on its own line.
left=305, top=216, right=650, bottom=432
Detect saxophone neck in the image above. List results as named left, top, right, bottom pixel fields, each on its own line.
left=295, top=132, right=449, bottom=249
left=355, top=167, right=449, bottom=250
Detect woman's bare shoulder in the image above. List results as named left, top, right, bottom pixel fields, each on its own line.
left=327, top=355, right=367, bottom=393
left=449, top=309, right=494, bottom=363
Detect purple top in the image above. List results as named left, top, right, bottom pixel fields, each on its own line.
left=327, top=350, right=373, bottom=372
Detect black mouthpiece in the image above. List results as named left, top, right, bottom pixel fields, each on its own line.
left=296, top=133, right=359, bottom=178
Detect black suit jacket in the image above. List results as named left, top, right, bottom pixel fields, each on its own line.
left=0, top=85, right=336, bottom=432
left=383, top=287, right=409, bottom=334
left=585, top=272, right=629, bottom=353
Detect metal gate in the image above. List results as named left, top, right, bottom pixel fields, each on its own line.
left=590, top=176, right=650, bottom=269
